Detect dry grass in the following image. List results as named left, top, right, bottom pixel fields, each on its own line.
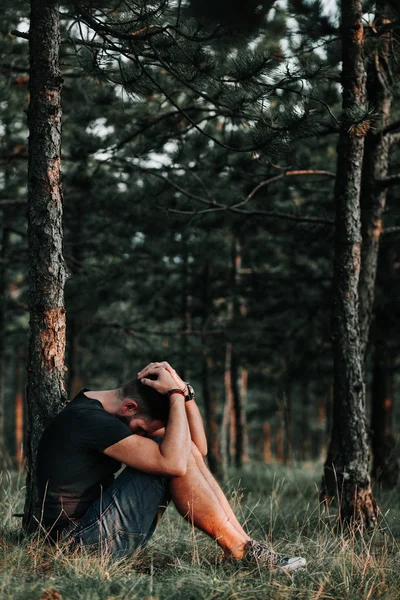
left=1, top=464, right=399, bottom=600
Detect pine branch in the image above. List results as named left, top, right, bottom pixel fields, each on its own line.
left=91, top=320, right=225, bottom=337
left=234, top=170, right=336, bottom=209
left=377, top=173, right=400, bottom=188
left=10, top=29, right=29, bottom=40
left=118, top=161, right=334, bottom=225
left=0, top=199, right=27, bottom=206
left=382, top=226, right=400, bottom=237
left=72, top=2, right=168, bottom=42
left=381, top=120, right=400, bottom=136
left=164, top=205, right=333, bottom=225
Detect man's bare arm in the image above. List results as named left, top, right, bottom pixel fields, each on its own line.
left=104, top=368, right=191, bottom=476
left=185, top=399, right=207, bottom=456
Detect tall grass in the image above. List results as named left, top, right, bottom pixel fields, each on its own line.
left=0, top=464, right=399, bottom=599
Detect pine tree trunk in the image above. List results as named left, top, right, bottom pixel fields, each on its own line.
left=321, top=0, right=378, bottom=527
left=180, top=234, right=190, bottom=381
left=201, top=262, right=221, bottom=476
left=371, top=339, right=399, bottom=487
left=263, top=423, right=272, bottom=463
left=0, top=126, right=12, bottom=469
left=15, top=350, right=24, bottom=469
left=0, top=208, right=10, bottom=469
left=283, top=382, right=292, bottom=464
left=23, top=0, right=68, bottom=532
left=67, top=200, right=84, bottom=398
left=221, top=342, right=233, bottom=472
left=370, top=245, right=399, bottom=487
left=359, top=3, right=392, bottom=361
left=230, top=235, right=248, bottom=468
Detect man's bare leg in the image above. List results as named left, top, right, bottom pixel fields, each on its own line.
left=169, top=451, right=250, bottom=558
left=190, top=443, right=248, bottom=537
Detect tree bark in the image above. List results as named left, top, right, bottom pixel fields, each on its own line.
left=321, top=0, right=378, bottom=527
left=221, top=341, right=233, bottom=473
left=371, top=338, right=399, bottom=487
left=0, top=125, right=13, bottom=468
left=230, top=235, right=249, bottom=468
left=23, top=0, right=68, bottom=532
left=201, top=262, right=221, bottom=476
left=359, top=3, right=392, bottom=361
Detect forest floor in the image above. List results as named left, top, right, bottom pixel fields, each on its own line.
left=0, top=463, right=400, bottom=600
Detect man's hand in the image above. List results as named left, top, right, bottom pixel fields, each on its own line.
left=138, top=362, right=185, bottom=396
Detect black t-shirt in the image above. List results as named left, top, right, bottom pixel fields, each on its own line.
left=36, top=389, right=132, bottom=533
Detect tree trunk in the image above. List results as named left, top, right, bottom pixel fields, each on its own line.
left=0, top=125, right=12, bottom=468
left=359, top=3, right=392, bottom=361
left=263, top=423, right=272, bottom=463
left=15, top=350, right=25, bottom=469
left=371, top=339, right=399, bottom=487
left=221, top=341, right=233, bottom=473
left=180, top=234, right=190, bottom=381
left=0, top=203, right=10, bottom=469
left=321, top=0, right=378, bottom=527
left=370, top=244, right=399, bottom=487
left=283, top=381, right=292, bottom=464
left=230, top=235, right=248, bottom=468
left=23, top=0, right=68, bottom=532
left=201, top=262, right=221, bottom=476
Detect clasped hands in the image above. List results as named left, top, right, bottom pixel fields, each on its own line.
left=137, top=361, right=187, bottom=398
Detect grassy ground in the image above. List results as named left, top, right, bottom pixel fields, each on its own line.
left=1, top=463, right=400, bottom=600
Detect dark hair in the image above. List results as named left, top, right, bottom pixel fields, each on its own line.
left=118, top=379, right=169, bottom=423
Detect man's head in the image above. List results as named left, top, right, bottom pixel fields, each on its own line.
left=115, top=378, right=169, bottom=435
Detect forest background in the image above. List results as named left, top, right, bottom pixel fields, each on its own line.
left=0, top=0, right=400, bottom=599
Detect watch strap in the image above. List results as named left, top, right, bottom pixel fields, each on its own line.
left=166, top=388, right=186, bottom=400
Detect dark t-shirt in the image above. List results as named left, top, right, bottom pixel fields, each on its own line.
left=36, top=389, right=132, bottom=533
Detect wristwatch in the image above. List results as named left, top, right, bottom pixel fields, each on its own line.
left=185, top=383, right=195, bottom=402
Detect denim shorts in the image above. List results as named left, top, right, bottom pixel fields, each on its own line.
left=62, top=465, right=169, bottom=558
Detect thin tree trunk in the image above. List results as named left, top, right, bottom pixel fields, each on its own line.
left=371, top=339, right=399, bottom=487
left=359, top=3, right=392, bottom=361
left=23, top=0, right=68, bottom=532
left=67, top=200, right=84, bottom=398
left=321, top=0, right=378, bottom=527
left=370, top=245, right=399, bottom=487
left=230, top=235, right=248, bottom=468
left=276, top=408, right=284, bottom=463
left=15, top=350, right=24, bottom=469
left=0, top=126, right=12, bottom=468
left=0, top=207, right=10, bottom=469
left=201, top=262, right=221, bottom=476
left=180, top=233, right=190, bottom=381
left=221, top=342, right=233, bottom=473
left=283, top=381, right=292, bottom=464
left=263, top=423, right=272, bottom=463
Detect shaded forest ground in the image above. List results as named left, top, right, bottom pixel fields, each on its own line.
left=0, top=464, right=400, bottom=600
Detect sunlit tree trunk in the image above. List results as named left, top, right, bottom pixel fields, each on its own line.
left=23, top=0, right=68, bottom=531
left=321, top=0, right=378, bottom=527
left=15, top=350, right=25, bottom=469
left=263, top=423, right=272, bottom=463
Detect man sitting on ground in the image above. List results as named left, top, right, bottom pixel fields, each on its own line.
left=37, top=361, right=306, bottom=572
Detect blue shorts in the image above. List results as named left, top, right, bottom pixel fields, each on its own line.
left=62, top=466, right=169, bottom=558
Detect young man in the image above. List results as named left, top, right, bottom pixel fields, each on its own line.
left=37, top=361, right=306, bottom=572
